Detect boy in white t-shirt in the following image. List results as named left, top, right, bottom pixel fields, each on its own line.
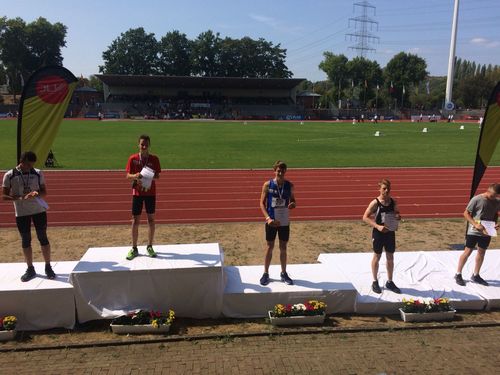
left=2, top=151, right=55, bottom=282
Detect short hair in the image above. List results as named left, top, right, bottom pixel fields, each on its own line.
left=273, top=160, right=287, bottom=171
left=378, top=178, right=391, bottom=190
left=19, top=151, right=37, bottom=163
left=489, top=183, right=500, bottom=194
left=138, top=134, right=151, bottom=145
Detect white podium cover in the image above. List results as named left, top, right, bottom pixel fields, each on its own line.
left=70, top=243, right=224, bottom=322
left=429, top=249, right=500, bottom=310
left=222, top=264, right=357, bottom=317
left=318, top=251, right=486, bottom=314
left=0, top=261, right=77, bottom=330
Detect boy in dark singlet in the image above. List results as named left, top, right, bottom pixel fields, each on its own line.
left=259, top=161, right=296, bottom=286
left=362, top=179, right=402, bottom=294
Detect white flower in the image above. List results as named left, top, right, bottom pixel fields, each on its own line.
left=294, top=303, right=306, bottom=311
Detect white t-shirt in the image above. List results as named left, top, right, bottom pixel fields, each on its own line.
left=2, top=167, right=47, bottom=217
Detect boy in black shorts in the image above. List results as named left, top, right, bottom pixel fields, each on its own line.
left=125, top=135, right=161, bottom=260
left=259, top=161, right=296, bottom=286
left=362, top=179, right=402, bottom=294
left=2, top=151, right=55, bottom=281
left=455, top=183, right=500, bottom=286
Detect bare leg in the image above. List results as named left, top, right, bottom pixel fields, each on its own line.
left=132, top=215, right=140, bottom=247
left=41, top=244, right=51, bottom=264
left=473, top=247, right=486, bottom=275
left=371, top=253, right=381, bottom=281
left=264, top=241, right=274, bottom=273
left=23, top=246, right=33, bottom=267
left=457, top=247, right=473, bottom=274
left=147, top=214, right=155, bottom=246
left=279, top=240, right=288, bottom=273
left=386, top=252, right=395, bottom=281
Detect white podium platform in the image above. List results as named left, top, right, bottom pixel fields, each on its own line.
left=318, top=251, right=487, bottom=314
left=222, top=264, right=357, bottom=318
left=69, top=244, right=224, bottom=322
left=429, top=250, right=500, bottom=310
left=0, top=261, right=77, bottom=330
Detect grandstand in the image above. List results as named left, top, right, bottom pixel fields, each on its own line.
left=96, top=75, right=306, bottom=120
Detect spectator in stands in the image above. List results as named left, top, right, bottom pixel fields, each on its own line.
left=259, top=161, right=296, bottom=286
left=2, top=151, right=56, bottom=282
left=125, top=135, right=161, bottom=260
left=455, top=183, right=500, bottom=287
left=362, top=179, right=402, bottom=294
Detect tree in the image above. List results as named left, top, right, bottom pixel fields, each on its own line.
left=100, top=27, right=159, bottom=75
left=191, top=30, right=222, bottom=77
left=319, top=52, right=348, bottom=87
left=384, top=52, right=428, bottom=105
left=88, top=75, right=103, bottom=92
left=158, top=30, right=192, bottom=76
left=0, top=16, right=67, bottom=95
left=346, top=57, right=383, bottom=106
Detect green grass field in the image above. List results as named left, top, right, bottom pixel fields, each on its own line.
left=0, top=119, right=496, bottom=169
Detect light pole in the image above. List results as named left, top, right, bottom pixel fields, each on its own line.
left=445, top=0, right=459, bottom=111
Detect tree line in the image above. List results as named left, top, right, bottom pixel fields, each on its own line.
left=99, top=28, right=292, bottom=78
left=0, top=15, right=498, bottom=111
left=310, top=52, right=500, bottom=111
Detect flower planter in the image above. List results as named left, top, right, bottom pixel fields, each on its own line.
left=0, top=330, right=16, bottom=341
left=110, top=324, right=171, bottom=334
left=399, top=308, right=456, bottom=323
left=268, top=311, right=325, bottom=326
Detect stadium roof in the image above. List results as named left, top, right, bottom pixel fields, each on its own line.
left=97, top=74, right=305, bottom=90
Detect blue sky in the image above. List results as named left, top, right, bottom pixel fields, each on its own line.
left=2, top=0, right=499, bottom=81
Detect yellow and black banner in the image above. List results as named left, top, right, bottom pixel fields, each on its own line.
left=17, top=66, right=78, bottom=167
left=470, top=81, right=500, bottom=197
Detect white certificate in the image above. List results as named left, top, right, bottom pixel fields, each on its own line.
left=382, top=212, right=399, bottom=231
left=274, top=207, right=289, bottom=227
left=480, top=220, right=497, bottom=237
left=140, top=166, right=155, bottom=189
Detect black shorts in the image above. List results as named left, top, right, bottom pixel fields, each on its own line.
left=265, top=224, right=290, bottom=242
left=372, top=229, right=396, bottom=254
left=465, top=235, right=491, bottom=250
left=132, top=195, right=156, bottom=216
left=16, top=211, right=49, bottom=247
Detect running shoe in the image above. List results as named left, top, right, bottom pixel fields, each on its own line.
left=260, top=272, right=270, bottom=286
left=372, top=280, right=382, bottom=294
left=146, top=245, right=157, bottom=258
left=21, top=266, right=36, bottom=282
left=45, top=264, right=56, bottom=279
left=385, top=280, right=401, bottom=294
left=454, top=273, right=466, bottom=286
left=280, top=272, right=294, bottom=285
left=471, top=274, right=489, bottom=286
left=126, top=247, right=139, bottom=260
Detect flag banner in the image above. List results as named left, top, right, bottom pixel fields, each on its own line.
left=402, top=85, right=406, bottom=94
left=17, top=66, right=77, bottom=167
left=470, top=81, right=500, bottom=197
left=426, top=81, right=430, bottom=95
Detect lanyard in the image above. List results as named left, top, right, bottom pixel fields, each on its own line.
left=20, top=169, right=31, bottom=192
left=139, top=153, right=149, bottom=167
left=274, top=179, right=285, bottom=199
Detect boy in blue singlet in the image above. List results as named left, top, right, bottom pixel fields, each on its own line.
left=259, top=161, right=296, bottom=286
left=362, top=178, right=402, bottom=294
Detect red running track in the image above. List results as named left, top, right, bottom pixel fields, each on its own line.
left=1, top=167, right=500, bottom=228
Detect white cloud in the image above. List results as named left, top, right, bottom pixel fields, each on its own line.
left=408, top=47, right=421, bottom=54
left=470, top=37, right=500, bottom=48
left=249, top=13, right=303, bottom=35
